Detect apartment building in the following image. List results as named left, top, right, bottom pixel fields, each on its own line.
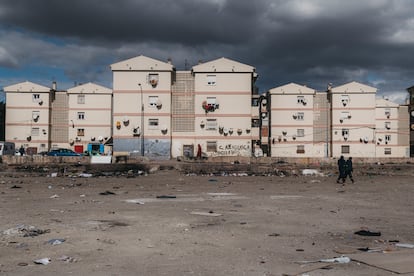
left=67, top=82, right=113, bottom=153
left=407, top=86, right=414, bottom=157
left=4, top=81, right=52, bottom=154
left=111, top=55, right=174, bottom=159
left=268, top=83, right=323, bottom=157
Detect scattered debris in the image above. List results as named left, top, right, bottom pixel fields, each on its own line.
left=268, top=233, right=280, bottom=237
left=17, top=262, right=28, bottom=266
left=10, top=185, right=22, bottom=189
left=395, top=243, right=414, bottom=249
left=50, top=172, right=58, bottom=177
left=297, top=256, right=351, bottom=264
left=3, top=225, right=50, bottom=237
left=354, top=230, right=381, bottom=236
left=57, top=255, right=77, bottom=263
left=47, top=238, right=65, bottom=245
left=190, top=211, right=222, bottom=217
left=33, top=258, right=51, bottom=265
left=156, top=195, right=176, bottom=199
left=79, top=173, right=93, bottom=178
left=99, top=191, right=116, bottom=195
left=302, top=169, right=323, bottom=176
left=50, top=194, right=59, bottom=199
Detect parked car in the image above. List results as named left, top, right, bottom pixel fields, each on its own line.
left=46, top=148, right=81, bottom=156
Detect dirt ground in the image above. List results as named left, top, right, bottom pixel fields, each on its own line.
left=1, top=163, right=414, bottom=276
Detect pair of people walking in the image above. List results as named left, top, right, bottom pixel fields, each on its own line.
left=337, top=156, right=354, bottom=183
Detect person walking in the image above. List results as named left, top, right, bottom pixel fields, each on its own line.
left=19, top=145, right=25, bottom=156
left=345, top=157, right=354, bottom=183
left=337, top=155, right=346, bottom=183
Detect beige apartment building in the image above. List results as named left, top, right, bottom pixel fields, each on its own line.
left=67, top=82, right=113, bottom=153
left=111, top=55, right=259, bottom=159
left=4, top=81, right=52, bottom=154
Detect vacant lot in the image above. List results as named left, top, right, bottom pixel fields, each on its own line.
left=1, top=164, right=414, bottom=275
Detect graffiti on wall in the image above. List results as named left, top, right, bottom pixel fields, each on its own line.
left=216, top=143, right=251, bottom=156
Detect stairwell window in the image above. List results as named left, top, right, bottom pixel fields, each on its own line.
left=341, top=145, right=350, bottom=154
left=297, top=129, right=305, bottom=137
left=296, top=145, right=305, bottom=154
left=31, top=128, right=40, bottom=136
left=297, top=112, right=304, bottom=121
left=206, top=118, right=217, bottom=130
left=148, top=118, right=159, bottom=129
left=207, top=75, right=216, bottom=86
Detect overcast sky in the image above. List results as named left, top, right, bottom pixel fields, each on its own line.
left=0, top=0, right=413, bottom=103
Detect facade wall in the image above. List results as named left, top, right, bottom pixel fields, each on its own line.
left=4, top=82, right=51, bottom=154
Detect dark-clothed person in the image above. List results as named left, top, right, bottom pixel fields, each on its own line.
left=337, top=156, right=346, bottom=183
left=345, top=157, right=354, bottom=183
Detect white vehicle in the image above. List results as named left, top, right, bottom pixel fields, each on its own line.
left=0, top=141, right=16, bottom=156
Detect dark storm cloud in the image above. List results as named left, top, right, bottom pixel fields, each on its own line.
left=0, top=0, right=413, bottom=102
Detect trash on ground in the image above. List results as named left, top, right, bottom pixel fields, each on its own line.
left=302, top=169, right=323, bottom=176
left=268, top=233, right=280, bottom=237
left=10, top=185, right=22, bottom=189
left=50, top=172, right=58, bottom=177
left=57, top=255, right=77, bottom=262
left=47, top=238, right=65, bottom=245
left=156, top=195, right=176, bottom=199
left=208, top=178, right=218, bottom=182
left=3, top=225, right=50, bottom=237
left=99, top=191, right=116, bottom=195
left=79, top=173, right=93, bottom=178
left=297, top=256, right=351, bottom=264
left=395, top=243, right=414, bottom=249
left=190, top=211, right=222, bottom=217
left=50, top=194, right=59, bottom=199
left=17, top=262, right=28, bottom=266
left=33, top=258, right=51, bottom=265
left=354, top=230, right=381, bottom=236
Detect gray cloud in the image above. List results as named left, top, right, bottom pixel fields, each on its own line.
left=0, top=0, right=413, bottom=102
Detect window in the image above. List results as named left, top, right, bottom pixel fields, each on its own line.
left=206, top=118, right=217, bottom=130
left=32, top=111, right=40, bottom=122
left=77, top=128, right=85, bottom=136
left=342, top=129, right=349, bottom=138
left=31, top=128, right=40, bottom=136
left=148, top=118, right=159, bottom=129
left=149, top=96, right=159, bottom=107
left=296, top=112, right=304, bottom=120
left=148, top=74, right=159, bottom=86
left=77, top=94, right=85, bottom=104
left=252, top=118, right=260, bottom=127
left=385, top=108, right=391, bottom=118
left=297, top=96, right=307, bottom=105
left=77, top=112, right=85, bottom=120
left=207, top=75, right=216, bottom=85
left=206, top=141, right=217, bottom=152
left=384, top=148, right=392, bottom=155
left=341, top=95, right=349, bottom=106
left=32, top=94, right=40, bottom=102
left=251, top=98, right=259, bottom=107
left=385, top=135, right=391, bottom=143
left=385, top=122, right=391, bottom=129
left=296, top=145, right=305, bottom=154
left=341, top=145, right=350, bottom=154
left=297, top=129, right=305, bottom=137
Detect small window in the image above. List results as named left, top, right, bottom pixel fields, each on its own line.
left=148, top=118, right=159, bottom=129
left=296, top=112, right=304, bottom=120
left=252, top=118, right=260, bottom=127
left=206, top=118, right=217, bottom=130
left=77, top=112, right=85, bottom=120
left=341, top=145, right=350, bottom=154
left=148, top=74, right=159, bottom=86
left=297, top=96, right=306, bottom=105
left=341, top=95, right=349, bottom=106
left=297, top=129, right=305, bottom=137
left=206, top=141, right=217, bottom=152
left=251, top=98, right=259, bottom=107
left=32, top=94, right=40, bottom=102
left=385, top=135, right=391, bottom=142
left=77, top=128, right=85, bottom=136
left=77, top=94, right=85, bottom=104
left=342, top=129, right=349, bottom=136
left=207, top=75, right=216, bottom=86
left=384, top=148, right=392, bottom=155
left=149, top=96, right=159, bottom=107
left=31, top=128, right=40, bottom=136
left=32, top=111, right=40, bottom=122
left=296, top=145, right=305, bottom=154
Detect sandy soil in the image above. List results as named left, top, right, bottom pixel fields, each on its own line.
left=1, top=165, right=414, bottom=276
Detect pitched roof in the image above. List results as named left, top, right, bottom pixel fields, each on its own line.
left=269, top=82, right=315, bottom=94
left=110, top=55, right=174, bottom=71
left=331, top=81, right=377, bottom=93
left=3, top=81, right=51, bottom=92
left=192, top=57, right=255, bottom=73
left=67, top=82, right=112, bottom=94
